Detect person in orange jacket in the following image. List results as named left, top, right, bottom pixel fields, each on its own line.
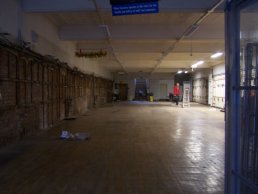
left=173, top=83, right=180, bottom=106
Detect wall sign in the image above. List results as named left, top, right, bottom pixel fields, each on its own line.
left=112, top=1, right=159, bottom=16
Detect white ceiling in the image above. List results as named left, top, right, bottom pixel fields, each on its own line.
left=22, top=0, right=226, bottom=74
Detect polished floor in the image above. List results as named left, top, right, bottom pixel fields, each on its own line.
left=0, top=102, right=224, bottom=194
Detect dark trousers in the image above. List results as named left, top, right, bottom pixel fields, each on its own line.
left=174, top=96, right=179, bottom=105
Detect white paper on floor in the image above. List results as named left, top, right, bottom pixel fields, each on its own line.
left=60, top=130, right=90, bottom=140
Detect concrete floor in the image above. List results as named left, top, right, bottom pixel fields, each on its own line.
left=0, top=102, right=224, bottom=194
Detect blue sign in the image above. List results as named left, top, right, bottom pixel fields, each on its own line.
left=112, top=2, right=159, bottom=16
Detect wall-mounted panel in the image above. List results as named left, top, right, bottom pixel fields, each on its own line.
left=192, top=78, right=208, bottom=104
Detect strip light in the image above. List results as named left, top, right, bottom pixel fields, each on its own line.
left=211, top=52, right=223, bottom=59
left=191, top=60, right=204, bottom=68
left=177, top=70, right=189, bottom=74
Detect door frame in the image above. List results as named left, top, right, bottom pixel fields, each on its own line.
left=225, top=0, right=258, bottom=193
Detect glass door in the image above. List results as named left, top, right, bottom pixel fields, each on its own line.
left=239, top=2, right=258, bottom=193
left=225, top=1, right=258, bottom=193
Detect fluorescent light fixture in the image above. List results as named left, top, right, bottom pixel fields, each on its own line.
left=191, top=60, right=204, bottom=68
left=195, top=60, right=204, bottom=66
left=177, top=70, right=183, bottom=74
left=211, top=52, right=223, bottom=59
left=191, top=64, right=198, bottom=68
left=185, top=71, right=188, bottom=73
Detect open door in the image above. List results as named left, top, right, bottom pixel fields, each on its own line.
left=135, top=78, right=147, bottom=100
left=118, top=83, right=128, bottom=101
left=225, top=1, right=258, bottom=193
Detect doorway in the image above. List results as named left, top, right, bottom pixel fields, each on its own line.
left=135, top=78, right=147, bottom=100
left=159, top=83, right=167, bottom=100
left=118, top=83, right=128, bottom=101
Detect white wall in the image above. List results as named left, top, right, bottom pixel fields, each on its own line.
left=192, top=69, right=211, bottom=104
left=208, top=74, right=213, bottom=105
left=149, top=79, right=174, bottom=100
left=192, top=78, right=208, bottom=104
left=213, top=63, right=225, bottom=76
left=149, top=79, right=159, bottom=99
left=0, top=0, right=112, bottom=79
left=192, top=65, right=225, bottom=108
left=212, top=64, right=225, bottom=108
left=147, top=73, right=175, bottom=100
left=192, top=68, right=212, bottom=79
left=114, top=73, right=175, bottom=100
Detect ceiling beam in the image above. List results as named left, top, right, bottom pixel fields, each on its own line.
left=75, top=40, right=224, bottom=53
left=157, top=0, right=225, bottom=11
left=150, top=0, right=225, bottom=74
left=22, top=0, right=95, bottom=12
left=22, top=0, right=225, bottom=13
left=59, top=25, right=106, bottom=40
left=59, top=24, right=224, bottom=41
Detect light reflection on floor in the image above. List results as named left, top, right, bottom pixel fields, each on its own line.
left=0, top=101, right=224, bottom=194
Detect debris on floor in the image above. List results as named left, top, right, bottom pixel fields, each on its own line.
left=60, top=130, right=90, bottom=141
left=75, top=132, right=90, bottom=140
left=60, top=130, right=70, bottom=139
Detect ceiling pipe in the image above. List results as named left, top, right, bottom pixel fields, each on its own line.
left=150, top=0, right=225, bottom=74
left=180, top=0, right=225, bottom=40
left=99, top=25, right=111, bottom=38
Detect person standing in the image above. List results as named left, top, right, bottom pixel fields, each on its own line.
left=173, top=83, right=180, bottom=106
